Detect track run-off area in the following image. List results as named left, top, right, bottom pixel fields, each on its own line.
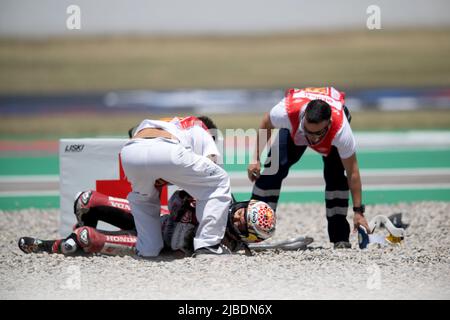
left=0, top=131, right=449, bottom=210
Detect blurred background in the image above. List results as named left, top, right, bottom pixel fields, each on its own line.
left=1, top=0, right=449, bottom=209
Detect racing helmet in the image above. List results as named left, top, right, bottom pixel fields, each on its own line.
left=227, top=200, right=276, bottom=243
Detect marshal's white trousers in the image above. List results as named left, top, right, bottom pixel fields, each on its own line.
left=120, top=137, right=231, bottom=257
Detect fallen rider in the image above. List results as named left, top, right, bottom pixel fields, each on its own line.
left=18, top=189, right=278, bottom=258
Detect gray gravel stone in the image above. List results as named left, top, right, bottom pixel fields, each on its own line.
left=1, top=202, right=449, bottom=299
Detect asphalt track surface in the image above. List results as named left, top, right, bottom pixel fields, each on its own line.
left=2, top=168, right=450, bottom=193
left=0, top=131, right=449, bottom=210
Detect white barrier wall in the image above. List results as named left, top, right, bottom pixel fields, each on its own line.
left=59, top=138, right=173, bottom=237
left=59, top=139, right=128, bottom=236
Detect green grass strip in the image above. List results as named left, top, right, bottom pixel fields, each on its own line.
left=224, top=148, right=450, bottom=172
left=0, top=196, right=59, bottom=211
left=0, top=156, right=59, bottom=175
left=1, top=148, right=450, bottom=175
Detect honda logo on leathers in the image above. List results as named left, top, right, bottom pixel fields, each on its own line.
left=106, top=236, right=135, bottom=243
left=110, top=201, right=131, bottom=211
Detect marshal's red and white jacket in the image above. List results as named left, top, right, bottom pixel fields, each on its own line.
left=269, top=87, right=356, bottom=158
